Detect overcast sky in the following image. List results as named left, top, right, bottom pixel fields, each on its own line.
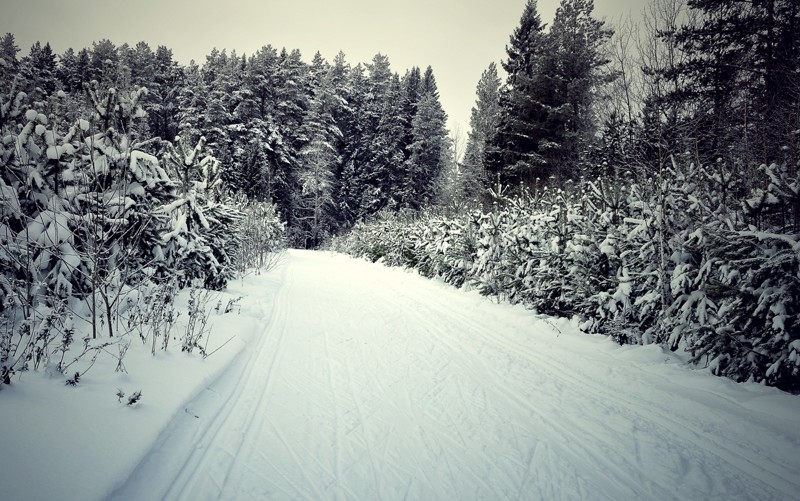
left=1, top=0, right=638, bottom=135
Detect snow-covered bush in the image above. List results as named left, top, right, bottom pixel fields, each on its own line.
left=233, top=193, right=286, bottom=275
left=414, top=215, right=475, bottom=287
left=683, top=163, right=800, bottom=391
left=0, top=81, right=284, bottom=386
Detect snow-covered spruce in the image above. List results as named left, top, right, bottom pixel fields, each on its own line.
left=331, top=162, right=800, bottom=393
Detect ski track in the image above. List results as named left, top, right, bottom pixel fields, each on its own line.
left=110, top=249, right=800, bottom=501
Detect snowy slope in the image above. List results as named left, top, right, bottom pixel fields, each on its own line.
left=2, top=249, right=799, bottom=501
left=0, top=272, right=279, bottom=501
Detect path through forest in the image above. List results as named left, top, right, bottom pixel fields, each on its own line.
left=108, top=250, right=800, bottom=501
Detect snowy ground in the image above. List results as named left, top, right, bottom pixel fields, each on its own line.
left=2, top=249, right=800, bottom=501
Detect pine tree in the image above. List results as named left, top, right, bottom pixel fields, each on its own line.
left=273, top=48, right=310, bottom=239
left=297, top=135, right=336, bottom=248
left=653, top=0, right=799, bottom=168
left=56, top=48, right=81, bottom=93
left=325, top=51, right=353, bottom=231
left=128, top=41, right=156, bottom=88
left=295, top=52, right=342, bottom=247
left=175, top=60, right=206, bottom=141
left=145, top=45, right=183, bottom=141
left=349, top=54, right=396, bottom=217
left=337, top=63, right=369, bottom=226
left=89, top=39, right=119, bottom=86
left=226, top=46, right=280, bottom=202
left=199, top=49, right=238, bottom=190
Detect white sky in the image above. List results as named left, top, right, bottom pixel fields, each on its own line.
left=1, top=0, right=638, bottom=135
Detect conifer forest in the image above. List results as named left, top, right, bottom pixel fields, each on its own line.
left=1, top=0, right=799, bottom=399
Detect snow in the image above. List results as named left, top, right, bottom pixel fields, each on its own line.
left=0, top=282, right=260, bottom=501
left=3, top=250, right=800, bottom=501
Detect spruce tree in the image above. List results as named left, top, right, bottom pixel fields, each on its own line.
left=407, top=85, right=449, bottom=209
left=401, top=66, right=422, bottom=158
left=0, top=33, right=19, bottom=89
left=542, top=0, right=613, bottom=178
left=463, top=62, right=501, bottom=205
left=486, top=0, right=549, bottom=189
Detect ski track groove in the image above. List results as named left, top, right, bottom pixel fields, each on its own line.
left=396, top=274, right=798, bottom=500
left=111, top=251, right=800, bottom=501
left=321, top=327, right=344, bottom=500
left=344, top=338, right=384, bottom=501
left=214, top=275, right=295, bottom=501
left=394, top=286, right=652, bottom=500
left=473, top=311, right=793, bottom=498
left=164, top=259, right=294, bottom=501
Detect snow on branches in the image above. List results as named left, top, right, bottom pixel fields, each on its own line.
left=332, top=161, right=800, bottom=393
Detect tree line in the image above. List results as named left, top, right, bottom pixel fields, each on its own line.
left=0, top=35, right=451, bottom=248
left=457, top=0, right=799, bottom=204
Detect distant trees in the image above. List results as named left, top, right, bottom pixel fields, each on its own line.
left=485, top=0, right=612, bottom=191
left=1, top=21, right=463, bottom=250
left=3, top=33, right=452, bottom=247
left=657, top=0, right=800, bottom=168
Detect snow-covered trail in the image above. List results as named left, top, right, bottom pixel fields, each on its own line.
left=109, top=249, right=800, bottom=501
